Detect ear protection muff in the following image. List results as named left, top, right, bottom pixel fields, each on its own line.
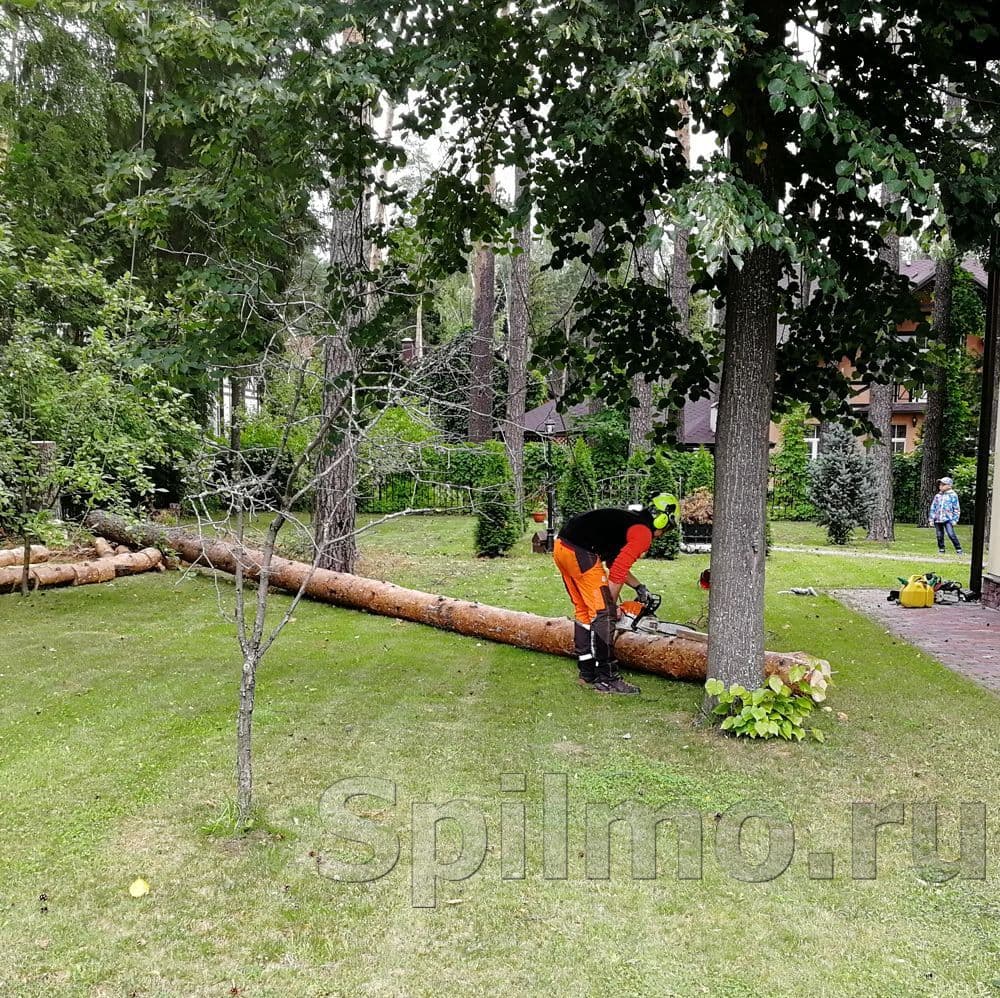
left=650, top=493, right=678, bottom=530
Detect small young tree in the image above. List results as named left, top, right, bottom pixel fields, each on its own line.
left=809, top=424, right=875, bottom=545
left=474, top=446, right=520, bottom=557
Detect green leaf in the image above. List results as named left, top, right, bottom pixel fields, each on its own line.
left=799, top=110, right=817, bottom=133
left=767, top=675, right=784, bottom=693
left=811, top=728, right=826, bottom=743
left=705, top=678, right=725, bottom=696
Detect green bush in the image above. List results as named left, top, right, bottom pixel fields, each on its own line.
left=809, top=423, right=874, bottom=544
left=705, top=667, right=829, bottom=742
left=575, top=408, right=630, bottom=482
left=474, top=447, right=521, bottom=557
left=892, top=451, right=921, bottom=524
left=684, top=447, right=715, bottom=493
left=771, top=405, right=815, bottom=520
left=950, top=455, right=977, bottom=524
left=558, top=438, right=598, bottom=526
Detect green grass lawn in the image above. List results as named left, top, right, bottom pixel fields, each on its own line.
left=771, top=519, right=973, bottom=558
left=1, top=517, right=998, bottom=997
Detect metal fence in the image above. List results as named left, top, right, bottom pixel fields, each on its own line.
left=357, top=474, right=474, bottom=514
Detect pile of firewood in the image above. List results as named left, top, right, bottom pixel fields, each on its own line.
left=0, top=536, right=164, bottom=594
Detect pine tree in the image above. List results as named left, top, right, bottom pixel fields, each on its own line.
left=809, top=424, right=875, bottom=545
left=474, top=449, right=520, bottom=557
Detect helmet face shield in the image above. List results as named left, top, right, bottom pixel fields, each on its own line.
left=650, top=493, right=678, bottom=530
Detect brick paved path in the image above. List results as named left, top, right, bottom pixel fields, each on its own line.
left=832, top=589, right=1000, bottom=694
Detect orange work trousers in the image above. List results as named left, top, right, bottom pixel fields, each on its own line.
left=553, top=538, right=616, bottom=664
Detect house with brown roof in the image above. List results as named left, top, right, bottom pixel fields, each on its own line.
left=680, top=257, right=989, bottom=456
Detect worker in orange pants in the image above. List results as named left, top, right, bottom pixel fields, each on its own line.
left=553, top=494, right=675, bottom=694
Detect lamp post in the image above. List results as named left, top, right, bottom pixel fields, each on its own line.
left=544, top=415, right=556, bottom=552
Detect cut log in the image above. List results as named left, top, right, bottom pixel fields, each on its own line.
left=86, top=513, right=832, bottom=689
left=0, top=545, right=49, bottom=568
left=92, top=537, right=116, bottom=558
left=0, top=547, right=163, bottom=594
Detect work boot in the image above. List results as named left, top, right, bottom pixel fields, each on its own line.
left=577, top=656, right=597, bottom=687
left=593, top=662, right=640, bottom=695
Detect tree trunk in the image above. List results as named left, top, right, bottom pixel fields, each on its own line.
left=229, top=376, right=244, bottom=457
left=236, top=651, right=258, bottom=824
left=663, top=103, right=692, bottom=445
left=313, top=181, right=364, bottom=572
left=866, top=185, right=900, bottom=541
left=0, top=547, right=162, bottom=594
left=20, top=532, right=30, bottom=597
left=505, top=165, right=531, bottom=514
left=468, top=176, right=497, bottom=442
left=314, top=331, right=358, bottom=573
left=670, top=101, right=692, bottom=343
left=0, top=543, right=48, bottom=568
left=919, top=256, right=954, bottom=517
left=629, top=374, right=654, bottom=454
left=866, top=382, right=896, bottom=539
left=705, top=5, right=785, bottom=693
left=86, top=513, right=831, bottom=688
left=708, top=244, right=780, bottom=690
left=629, top=225, right=657, bottom=453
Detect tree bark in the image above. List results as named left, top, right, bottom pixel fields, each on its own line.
left=0, top=547, right=162, bottom=594
left=866, top=185, right=900, bottom=541
left=229, top=376, right=244, bottom=457
left=468, top=175, right=497, bottom=443
left=866, top=382, right=896, bottom=539
left=670, top=102, right=692, bottom=343
left=0, top=543, right=48, bottom=568
left=86, top=513, right=831, bottom=687
left=629, top=374, right=654, bottom=454
left=236, top=650, right=258, bottom=822
left=919, top=256, right=954, bottom=517
left=708, top=244, right=780, bottom=690
left=629, top=225, right=657, bottom=453
left=505, top=165, right=531, bottom=514
left=706, top=5, right=785, bottom=693
left=313, top=176, right=364, bottom=572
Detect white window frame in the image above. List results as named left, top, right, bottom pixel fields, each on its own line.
left=804, top=424, right=820, bottom=461
left=891, top=424, right=908, bottom=454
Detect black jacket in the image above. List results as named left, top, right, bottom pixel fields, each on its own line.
left=558, top=508, right=655, bottom=568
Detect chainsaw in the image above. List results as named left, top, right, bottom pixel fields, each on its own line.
left=616, top=591, right=706, bottom=640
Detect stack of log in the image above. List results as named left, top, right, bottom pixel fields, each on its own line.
left=0, top=538, right=164, bottom=594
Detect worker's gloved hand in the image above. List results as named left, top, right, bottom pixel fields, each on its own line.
left=634, top=583, right=650, bottom=604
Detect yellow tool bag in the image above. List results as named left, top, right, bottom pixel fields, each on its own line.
left=899, top=574, right=936, bottom=608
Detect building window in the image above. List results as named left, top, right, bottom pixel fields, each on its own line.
left=804, top=424, right=820, bottom=461
left=891, top=424, right=907, bottom=454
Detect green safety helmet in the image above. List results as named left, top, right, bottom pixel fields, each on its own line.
left=650, top=493, right=678, bottom=530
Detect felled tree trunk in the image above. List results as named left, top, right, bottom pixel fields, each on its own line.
left=0, top=544, right=48, bottom=568
left=0, top=547, right=162, bottom=594
left=86, top=513, right=830, bottom=688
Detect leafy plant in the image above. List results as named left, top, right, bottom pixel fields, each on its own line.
left=557, top=438, right=597, bottom=526
left=771, top=405, right=815, bottom=520
left=705, top=667, right=828, bottom=742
